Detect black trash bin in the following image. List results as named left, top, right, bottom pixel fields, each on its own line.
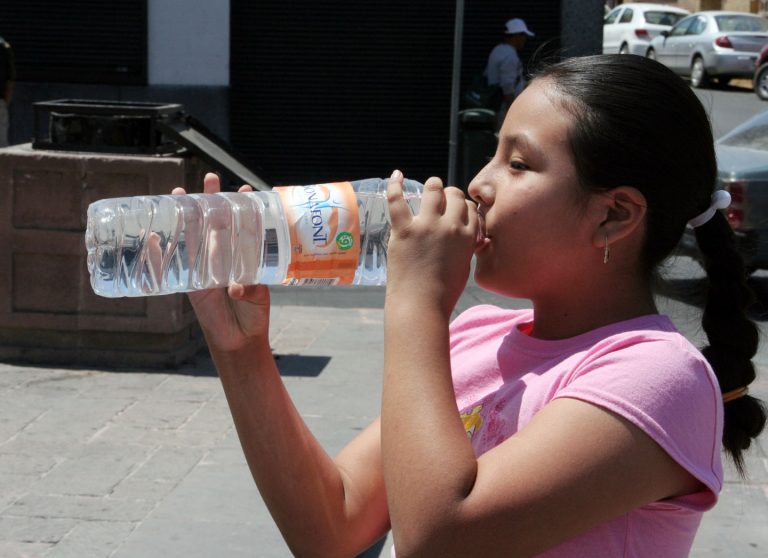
left=457, top=108, right=497, bottom=194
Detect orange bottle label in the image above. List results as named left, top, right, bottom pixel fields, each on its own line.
left=275, top=182, right=360, bottom=286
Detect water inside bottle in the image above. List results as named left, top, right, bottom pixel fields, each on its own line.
left=87, top=193, right=288, bottom=297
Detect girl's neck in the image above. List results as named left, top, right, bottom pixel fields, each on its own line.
left=529, top=279, right=658, bottom=341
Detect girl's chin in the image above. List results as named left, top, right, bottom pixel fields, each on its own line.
left=473, top=263, right=523, bottom=299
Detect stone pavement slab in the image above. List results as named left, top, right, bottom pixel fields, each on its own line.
left=0, top=290, right=765, bottom=557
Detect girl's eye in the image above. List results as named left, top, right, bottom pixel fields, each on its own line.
left=510, top=160, right=529, bottom=171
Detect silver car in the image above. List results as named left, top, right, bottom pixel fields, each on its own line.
left=678, top=110, right=768, bottom=271
left=646, top=11, right=768, bottom=88
left=603, top=3, right=689, bottom=56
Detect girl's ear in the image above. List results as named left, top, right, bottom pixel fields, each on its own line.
left=589, top=187, right=648, bottom=250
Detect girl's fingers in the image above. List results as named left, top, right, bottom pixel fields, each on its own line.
left=146, top=232, right=163, bottom=281
left=203, top=172, right=221, bottom=194
left=228, top=282, right=246, bottom=299
left=389, top=173, right=472, bottom=234
left=442, top=186, right=471, bottom=223
left=229, top=283, right=269, bottom=304
left=386, top=170, right=413, bottom=230
left=419, top=176, right=446, bottom=216
left=178, top=176, right=251, bottom=197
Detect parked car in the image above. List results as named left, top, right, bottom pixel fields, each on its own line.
left=603, top=3, right=690, bottom=56
left=678, top=110, right=768, bottom=271
left=646, top=11, right=768, bottom=88
left=754, top=43, right=768, bottom=100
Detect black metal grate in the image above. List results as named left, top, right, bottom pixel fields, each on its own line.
left=31, top=99, right=269, bottom=190
left=32, top=100, right=182, bottom=155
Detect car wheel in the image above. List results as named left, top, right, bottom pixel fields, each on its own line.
left=755, top=64, right=768, bottom=100
left=690, top=57, right=709, bottom=88
left=619, top=43, right=629, bottom=55
left=646, top=48, right=656, bottom=60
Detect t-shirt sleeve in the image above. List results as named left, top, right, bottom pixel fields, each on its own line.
left=552, top=336, right=723, bottom=510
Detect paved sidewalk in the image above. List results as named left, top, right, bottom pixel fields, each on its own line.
left=0, top=287, right=766, bottom=557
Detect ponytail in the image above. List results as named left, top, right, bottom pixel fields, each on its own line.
left=531, top=55, right=765, bottom=474
left=695, top=211, right=766, bottom=476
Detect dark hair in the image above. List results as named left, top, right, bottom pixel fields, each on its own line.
left=533, top=54, right=765, bottom=475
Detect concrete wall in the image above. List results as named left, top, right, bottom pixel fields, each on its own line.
left=148, top=0, right=229, bottom=86
left=678, top=0, right=760, bottom=11
left=722, top=0, right=757, bottom=11
left=0, top=146, right=209, bottom=367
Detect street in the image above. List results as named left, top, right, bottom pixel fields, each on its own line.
left=694, top=80, right=766, bottom=139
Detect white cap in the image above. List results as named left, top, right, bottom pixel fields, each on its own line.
left=504, top=18, right=534, bottom=37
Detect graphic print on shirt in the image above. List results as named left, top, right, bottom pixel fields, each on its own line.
left=460, top=405, right=484, bottom=439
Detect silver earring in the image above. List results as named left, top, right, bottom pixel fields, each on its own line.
left=603, top=233, right=610, bottom=265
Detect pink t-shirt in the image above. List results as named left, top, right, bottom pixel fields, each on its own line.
left=448, top=305, right=724, bottom=557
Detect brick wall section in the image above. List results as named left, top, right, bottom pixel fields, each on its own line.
left=0, top=145, right=210, bottom=368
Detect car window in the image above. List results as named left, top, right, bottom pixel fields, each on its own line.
left=670, top=16, right=694, bottom=37
left=605, top=8, right=622, bottom=25
left=715, top=14, right=768, bottom=32
left=644, top=11, right=687, bottom=26
left=688, top=17, right=708, bottom=35
left=619, top=8, right=634, bottom=24
left=719, top=112, right=768, bottom=151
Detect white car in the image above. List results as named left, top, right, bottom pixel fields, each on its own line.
left=603, top=3, right=690, bottom=56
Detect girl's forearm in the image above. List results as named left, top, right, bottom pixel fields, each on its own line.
left=211, top=339, right=364, bottom=556
left=381, top=301, right=478, bottom=553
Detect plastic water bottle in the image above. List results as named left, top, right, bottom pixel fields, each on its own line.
left=85, top=178, right=423, bottom=297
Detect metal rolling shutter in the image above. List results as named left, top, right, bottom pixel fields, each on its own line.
left=230, top=0, right=456, bottom=185
left=230, top=1, right=561, bottom=186
left=0, top=0, right=147, bottom=85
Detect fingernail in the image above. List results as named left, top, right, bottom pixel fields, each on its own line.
left=390, top=169, right=403, bottom=180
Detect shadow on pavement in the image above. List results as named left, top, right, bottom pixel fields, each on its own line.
left=175, top=350, right=331, bottom=378
left=356, top=537, right=387, bottom=558
left=709, top=78, right=753, bottom=94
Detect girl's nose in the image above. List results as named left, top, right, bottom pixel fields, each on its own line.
left=467, top=168, right=494, bottom=206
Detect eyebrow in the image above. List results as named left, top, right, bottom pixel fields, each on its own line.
left=501, top=133, right=544, bottom=159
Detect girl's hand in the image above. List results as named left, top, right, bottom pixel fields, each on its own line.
left=172, top=173, right=271, bottom=353
left=385, top=170, right=478, bottom=317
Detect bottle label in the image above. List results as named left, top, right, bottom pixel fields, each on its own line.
left=275, top=182, right=360, bottom=286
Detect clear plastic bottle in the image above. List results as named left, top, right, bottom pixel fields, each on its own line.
left=85, top=178, right=423, bottom=297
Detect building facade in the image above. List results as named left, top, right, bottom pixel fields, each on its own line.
left=606, top=1, right=764, bottom=14
left=2, top=0, right=604, bottom=185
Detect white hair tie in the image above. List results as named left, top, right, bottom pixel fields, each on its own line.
left=687, top=190, right=731, bottom=228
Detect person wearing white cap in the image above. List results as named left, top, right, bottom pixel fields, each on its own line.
left=484, top=18, right=534, bottom=127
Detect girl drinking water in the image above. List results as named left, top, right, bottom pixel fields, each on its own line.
left=178, top=54, right=765, bottom=557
